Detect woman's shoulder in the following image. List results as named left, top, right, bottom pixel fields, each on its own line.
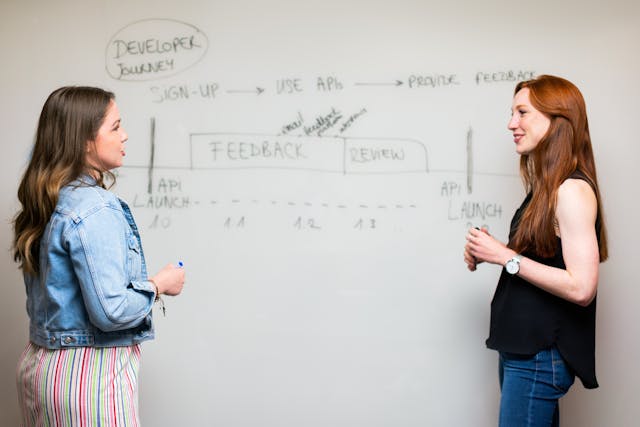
left=57, top=181, right=120, bottom=219
left=559, top=177, right=595, bottom=199
left=557, top=178, right=597, bottom=218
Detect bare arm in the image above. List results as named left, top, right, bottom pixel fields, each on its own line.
left=464, top=179, right=600, bottom=306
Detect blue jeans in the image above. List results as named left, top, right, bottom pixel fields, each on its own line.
left=498, top=346, right=575, bottom=427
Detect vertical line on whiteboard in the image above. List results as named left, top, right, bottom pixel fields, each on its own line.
left=147, top=117, right=156, bottom=194
left=466, top=126, right=473, bottom=194
left=342, top=137, right=347, bottom=175
left=189, top=134, right=193, bottom=171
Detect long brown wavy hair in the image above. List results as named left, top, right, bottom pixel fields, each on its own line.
left=509, top=75, right=608, bottom=261
left=13, top=86, right=116, bottom=275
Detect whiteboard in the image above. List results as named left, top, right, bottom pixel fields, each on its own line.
left=1, top=1, right=639, bottom=426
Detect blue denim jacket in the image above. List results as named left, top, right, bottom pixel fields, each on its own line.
left=25, top=177, right=156, bottom=349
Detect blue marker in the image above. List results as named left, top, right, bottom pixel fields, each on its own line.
left=178, top=261, right=184, bottom=268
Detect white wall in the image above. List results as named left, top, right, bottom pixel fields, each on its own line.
left=1, top=0, right=638, bottom=425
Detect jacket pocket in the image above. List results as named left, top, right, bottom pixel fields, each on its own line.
left=127, top=234, right=142, bottom=279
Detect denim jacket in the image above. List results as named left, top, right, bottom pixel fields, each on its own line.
left=25, top=177, right=156, bottom=349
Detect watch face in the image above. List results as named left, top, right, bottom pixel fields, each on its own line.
left=506, top=259, right=519, bottom=274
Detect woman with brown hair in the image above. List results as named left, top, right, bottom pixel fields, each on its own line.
left=13, top=86, right=185, bottom=425
left=464, top=75, right=607, bottom=426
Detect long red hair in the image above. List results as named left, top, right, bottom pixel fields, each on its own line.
left=509, top=75, right=608, bottom=261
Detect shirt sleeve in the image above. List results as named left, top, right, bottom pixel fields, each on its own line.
left=65, top=204, right=155, bottom=332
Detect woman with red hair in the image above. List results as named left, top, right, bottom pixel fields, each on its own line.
left=464, top=75, right=608, bottom=426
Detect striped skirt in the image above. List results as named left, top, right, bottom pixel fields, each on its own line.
left=16, top=342, right=141, bottom=427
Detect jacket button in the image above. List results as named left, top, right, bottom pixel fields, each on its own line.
left=63, top=336, right=75, bottom=344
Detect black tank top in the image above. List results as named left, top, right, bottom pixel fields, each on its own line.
left=485, top=178, right=598, bottom=389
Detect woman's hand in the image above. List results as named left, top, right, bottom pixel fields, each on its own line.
left=463, top=237, right=480, bottom=271
left=463, top=179, right=600, bottom=306
left=464, top=228, right=515, bottom=271
left=150, top=263, right=185, bottom=296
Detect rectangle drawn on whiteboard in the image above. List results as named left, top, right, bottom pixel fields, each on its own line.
left=189, top=133, right=428, bottom=174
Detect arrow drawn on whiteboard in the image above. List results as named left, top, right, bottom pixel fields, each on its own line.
left=226, top=87, right=265, bottom=95
left=354, top=80, right=403, bottom=87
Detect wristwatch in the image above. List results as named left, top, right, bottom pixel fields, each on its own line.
left=505, top=255, right=523, bottom=275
